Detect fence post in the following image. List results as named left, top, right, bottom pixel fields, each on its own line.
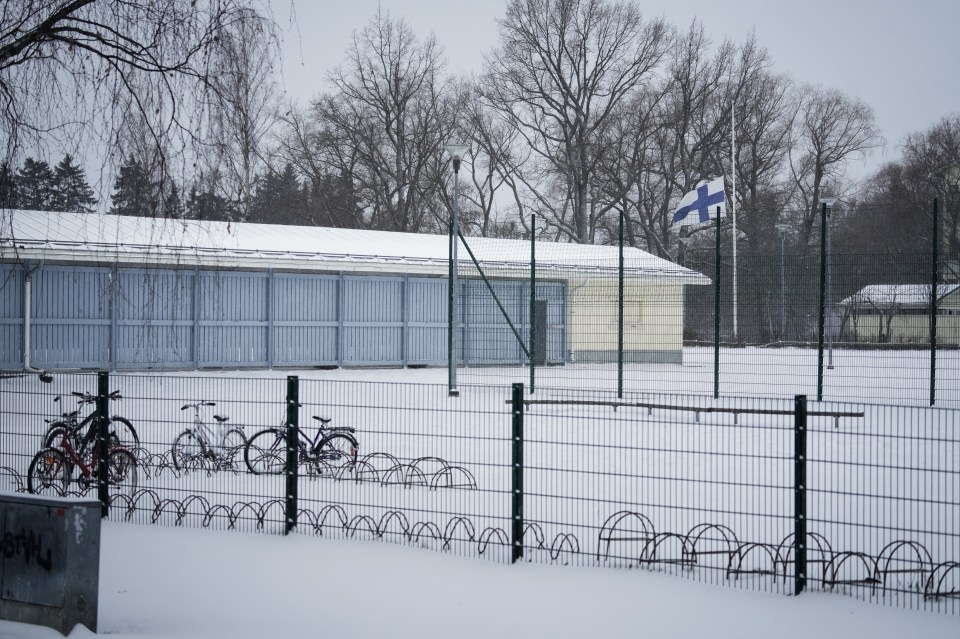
left=285, top=375, right=299, bottom=535
left=618, top=207, right=624, bottom=400
left=530, top=214, right=536, bottom=395
left=930, top=198, right=938, bottom=407
left=511, top=383, right=524, bottom=563
left=793, top=394, right=808, bottom=595
left=817, top=203, right=827, bottom=402
left=96, top=371, right=110, bottom=518
left=714, top=206, right=721, bottom=399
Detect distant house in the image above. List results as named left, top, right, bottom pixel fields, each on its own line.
left=0, top=210, right=708, bottom=372
left=840, top=284, right=960, bottom=345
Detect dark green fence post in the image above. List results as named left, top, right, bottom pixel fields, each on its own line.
left=96, top=371, right=110, bottom=518
left=618, top=207, right=624, bottom=400
left=285, top=375, right=299, bottom=535
left=930, top=198, right=939, bottom=407
left=794, top=394, right=808, bottom=595
left=511, top=383, right=524, bottom=563
left=530, top=214, right=536, bottom=395
left=817, top=202, right=827, bottom=402
left=713, top=207, right=721, bottom=399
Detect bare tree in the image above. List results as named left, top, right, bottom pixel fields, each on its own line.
left=206, top=8, right=280, bottom=221
left=482, top=0, right=670, bottom=243
left=788, top=85, right=882, bottom=251
left=0, top=0, right=272, bottom=221
left=635, top=21, right=733, bottom=259
left=310, top=9, right=455, bottom=233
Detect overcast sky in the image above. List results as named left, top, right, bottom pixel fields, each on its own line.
left=270, top=0, right=960, bottom=178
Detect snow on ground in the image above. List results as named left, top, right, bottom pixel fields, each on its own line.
left=0, top=521, right=957, bottom=639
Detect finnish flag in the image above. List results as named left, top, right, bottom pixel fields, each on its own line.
left=672, top=177, right=726, bottom=226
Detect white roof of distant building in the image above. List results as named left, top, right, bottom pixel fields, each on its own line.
left=0, top=210, right=709, bottom=283
left=840, top=283, right=960, bottom=307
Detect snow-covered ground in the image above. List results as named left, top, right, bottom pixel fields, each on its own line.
left=1, top=355, right=958, bottom=636
left=0, top=521, right=957, bottom=639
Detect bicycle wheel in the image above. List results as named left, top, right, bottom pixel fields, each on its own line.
left=42, top=422, right=80, bottom=451
left=27, top=447, right=70, bottom=495
left=244, top=429, right=286, bottom=475
left=316, top=432, right=359, bottom=468
left=221, top=428, right=247, bottom=464
left=172, top=430, right=205, bottom=471
left=106, top=448, right=137, bottom=496
left=109, top=417, right=140, bottom=450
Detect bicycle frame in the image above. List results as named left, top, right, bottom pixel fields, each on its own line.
left=47, top=428, right=102, bottom=482
left=181, top=402, right=240, bottom=457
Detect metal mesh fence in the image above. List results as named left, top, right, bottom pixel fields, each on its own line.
left=453, top=206, right=959, bottom=407
left=1, top=371, right=956, bottom=614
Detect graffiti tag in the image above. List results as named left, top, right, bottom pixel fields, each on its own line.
left=2, top=527, right=53, bottom=572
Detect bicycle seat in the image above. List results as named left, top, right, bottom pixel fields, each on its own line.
left=312, top=416, right=332, bottom=424
left=213, top=415, right=229, bottom=423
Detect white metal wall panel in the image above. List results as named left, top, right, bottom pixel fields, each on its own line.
left=198, top=271, right=268, bottom=367
left=341, top=277, right=403, bottom=365
left=31, top=266, right=110, bottom=368
left=0, top=265, right=23, bottom=367
left=0, top=262, right=568, bottom=371
left=114, top=268, right=194, bottom=368
left=272, top=274, right=338, bottom=365
left=406, top=278, right=446, bottom=364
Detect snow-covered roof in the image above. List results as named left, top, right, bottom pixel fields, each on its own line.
left=840, top=283, right=960, bottom=307
left=0, top=210, right=709, bottom=283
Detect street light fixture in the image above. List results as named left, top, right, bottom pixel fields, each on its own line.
left=775, top=223, right=790, bottom=342
left=445, top=143, right=470, bottom=397
left=820, top=197, right=838, bottom=369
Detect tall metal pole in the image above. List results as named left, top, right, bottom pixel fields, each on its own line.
left=448, top=158, right=461, bottom=397
left=779, top=230, right=787, bottom=340
left=731, top=103, right=739, bottom=343
left=817, top=202, right=827, bottom=401
left=529, top=212, right=536, bottom=394
left=826, top=205, right=834, bottom=369
left=714, top=206, right=721, bottom=399
left=931, top=198, right=939, bottom=406
left=618, top=206, right=624, bottom=400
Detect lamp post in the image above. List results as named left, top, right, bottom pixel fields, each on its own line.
left=775, top=223, right=790, bottom=342
left=445, top=143, right=470, bottom=397
left=820, top=197, right=837, bottom=370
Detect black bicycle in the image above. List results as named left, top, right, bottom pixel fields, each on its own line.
left=41, top=391, right=140, bottom=453
left=243, top=415, right=358, bottom=475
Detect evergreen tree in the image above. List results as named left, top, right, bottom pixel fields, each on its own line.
left=0, top=163, right=16, bottom=208
left=160, top=182, right=184, bottom=219
left=186, top=185, right=234, bottom=221
left=109, top=155, right=156, bottom=217
left=15, top=158, right=56, bottom=210
left=306, top=170, right=364, bottom=228
left=249, top=163, right=307, bottom=225
left=51, top=154, right=97, bottom=212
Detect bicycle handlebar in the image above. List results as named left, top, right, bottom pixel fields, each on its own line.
left=180, top=401, right=216, bottom=410
left=60, top=390, right=122, bottom=404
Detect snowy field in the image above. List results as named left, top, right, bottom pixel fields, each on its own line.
left=460, top=346, right=960, bottom=408
left=0, top=521, right=954, bottom=639
left=1, top=521, right=959, bottom=639
left=1, top=349, right=958, bottom=634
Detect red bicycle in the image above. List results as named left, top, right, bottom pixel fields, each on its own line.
left=28, top=414, right=138, bottom=497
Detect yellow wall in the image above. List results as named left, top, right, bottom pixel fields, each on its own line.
left=566, top=277, right=683, bottom=353
left=849, top=315, right=960, bottom=345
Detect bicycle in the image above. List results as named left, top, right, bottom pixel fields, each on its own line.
left=41, top=390, right=140, bottom=453
left=244, top=414, right=359, bottom=476
left=171, top=401, right=247, bottom=471
left=28, top=411, right=138, bottom=497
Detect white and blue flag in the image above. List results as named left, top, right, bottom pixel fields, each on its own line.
left=672, top=177, right=726, bottom=226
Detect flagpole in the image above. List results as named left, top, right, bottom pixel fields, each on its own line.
left=731, top=101, right=739, bottom=343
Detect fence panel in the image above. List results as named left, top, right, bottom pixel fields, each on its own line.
left=1, top=372, right=956, bottom=614
left=519, top=389, right=796, bottom=594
